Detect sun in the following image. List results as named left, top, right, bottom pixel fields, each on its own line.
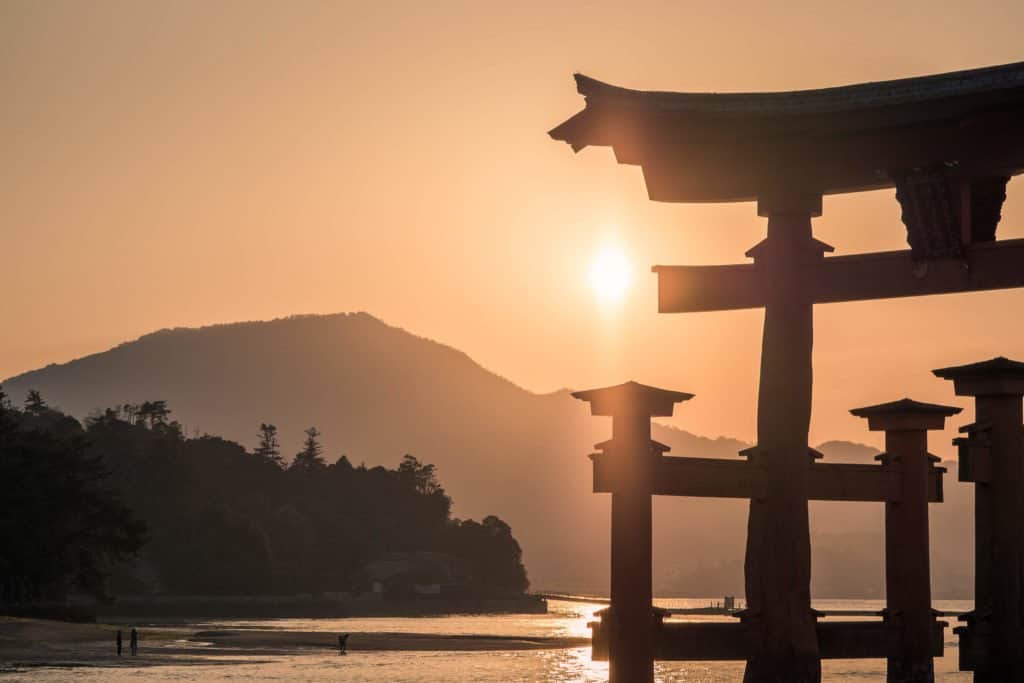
left=589, top=246, right=632, bottom=304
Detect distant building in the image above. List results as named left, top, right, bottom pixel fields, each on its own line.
left=364, top=552, right=464, bottom=599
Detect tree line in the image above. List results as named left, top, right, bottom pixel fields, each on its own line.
left=0, top=388, right=528, bottom=604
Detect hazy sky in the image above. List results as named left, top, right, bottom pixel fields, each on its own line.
left=3, top=1, right=1024, bottom=455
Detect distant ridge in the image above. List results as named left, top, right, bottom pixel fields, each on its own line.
left=2, top=312, right=974, bottom=597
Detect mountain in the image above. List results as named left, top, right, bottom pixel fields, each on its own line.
left=2, top=312, right=973, bottom=597
left=814, top=440, right=881, bottom=463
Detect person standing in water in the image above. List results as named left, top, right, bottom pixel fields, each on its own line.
left=338, top=634, right=349, bottom=654
left=130, top=628, right=138, bottom=656
left=116, top=630, right=122, bottom=656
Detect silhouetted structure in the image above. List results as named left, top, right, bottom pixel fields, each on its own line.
left=577, top=387, right=954, bottom=682
left=553, top=61, right=1024, bottom=682
left=935, top=357, right=1024, bottom=681
left=573, top=381, right=693, bottom=682
left=850, top=399, right=961, bottom=682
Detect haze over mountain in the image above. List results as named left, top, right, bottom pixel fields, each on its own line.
left=2, top=312, right=973, bottom=597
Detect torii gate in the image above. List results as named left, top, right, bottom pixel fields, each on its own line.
left=550, top=61, right=1024, bottom=682
left=574, top=382, right=955, bottom=683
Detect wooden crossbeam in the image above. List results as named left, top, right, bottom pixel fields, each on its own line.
left=654, top=238, right=1024, bottom=314
left=592, top=456, right=943, bottom=502
left=590, top=619, right=946, bottom=661
left=809, top=462, right=904, bottom=502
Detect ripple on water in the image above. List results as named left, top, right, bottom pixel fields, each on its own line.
left=10, top=599, right=975, bottom=681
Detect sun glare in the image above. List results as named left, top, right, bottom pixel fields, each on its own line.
left=589, top=246, right=632, bottom=304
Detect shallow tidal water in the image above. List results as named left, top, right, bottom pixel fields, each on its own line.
left=4, top=599, right=973, bottom=682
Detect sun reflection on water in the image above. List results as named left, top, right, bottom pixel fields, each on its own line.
left=537, top=646, right=608, bottom=682
left=548, top=601, right=603, bottom=639
left=9, top=599, right=975, bottom=682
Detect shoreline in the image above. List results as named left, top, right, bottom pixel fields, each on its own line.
left=88, top=594, right=548, bottom=620
left=0, top=617, right=588, bottom=672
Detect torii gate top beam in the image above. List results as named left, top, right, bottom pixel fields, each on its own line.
left=548, top=62, right=1024, bottom=205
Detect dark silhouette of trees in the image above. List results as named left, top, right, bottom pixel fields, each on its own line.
left=0, top=393, right=145, bottom=604
left=135, top=400, right=170, bottom=428
left=291, top=426, right=326, bottom=472
left=23, top=389, right=47, bottom=415
left=1, top=396, right=529, bottom=600
left=398, top=454, right=443, bottom=496
left=443, top=516, right=529, bottom=595
left=254, top=423, right=283, bottom=467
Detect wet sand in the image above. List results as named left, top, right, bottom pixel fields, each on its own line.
left=0, top=617, right=588, bottom=671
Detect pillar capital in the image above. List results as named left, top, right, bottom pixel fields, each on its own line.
left=850, top=398, right=961, bottom=432
left=572, top=381, right=693, bottom=418
left=933, top=356, right=1024, bottom=396
left=744, top=236, right=834, bottom=263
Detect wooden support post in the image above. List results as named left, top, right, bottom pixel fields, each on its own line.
left=572, top=382, right=693, bottom=683
left=610, top=413, right=654, bottom=683
left=743, top=194, right=827, bottom=683
left=934, top=358, right=1024, bottom=681
left=851, top=399, right=960, bottom=682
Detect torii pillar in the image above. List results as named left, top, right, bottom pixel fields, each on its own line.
left=572, top=381, right=694, bottom=683
left=934, top=357, right=1024, bottom=681
left=851, top=398, right=960, bottom=683
left=743, top=193, right=830, bottom=682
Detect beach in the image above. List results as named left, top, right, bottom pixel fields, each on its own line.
left=0, top=599, right=975, bottom=682
left=0, top=607, right=601, bottom=682
left=0, top=615, right=587, bottom=667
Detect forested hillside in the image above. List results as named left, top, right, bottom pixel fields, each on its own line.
left=0, top=391, right=527, bottom=602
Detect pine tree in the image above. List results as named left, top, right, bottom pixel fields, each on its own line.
left=24, top=389, right=47, bottom=415
left=136, top=400, right=170, bottom=428
left=291, top=426, right=326, bottom=472
left=254, top=423, right=283, bottom=467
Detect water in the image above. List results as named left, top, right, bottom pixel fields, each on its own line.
left=2, top=599, right=973, bottom=682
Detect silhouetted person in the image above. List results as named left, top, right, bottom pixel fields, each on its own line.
left=130, top=628, right=138, bottom=656
left=116, top=629, right=122, bottom=656
left=338, top=633, right=349, bottom=654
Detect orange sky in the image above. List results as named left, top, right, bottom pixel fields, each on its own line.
left=3, top=1, right=1024, bottom=457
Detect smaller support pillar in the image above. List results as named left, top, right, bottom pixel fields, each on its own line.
left=851, top=398, right=959, bottom=683
left=934, top=357, right=1024, bottom=681
left=573, top=381, right=693, bottom=683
